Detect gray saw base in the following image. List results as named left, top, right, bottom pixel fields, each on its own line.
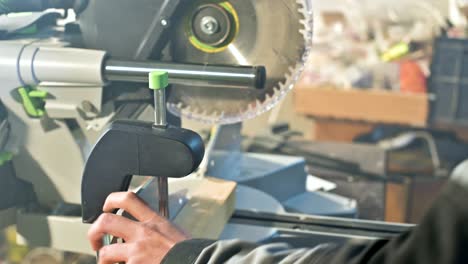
left=208, top=152, right=357, bottom=218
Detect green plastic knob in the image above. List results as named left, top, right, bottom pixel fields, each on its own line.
left=149, top=71, right=169, bottom=90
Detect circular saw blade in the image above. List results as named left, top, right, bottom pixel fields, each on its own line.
left=168, top=0, right=313, bottom=124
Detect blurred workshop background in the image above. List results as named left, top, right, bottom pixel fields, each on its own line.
left=183, top=0, right=468, bottom=224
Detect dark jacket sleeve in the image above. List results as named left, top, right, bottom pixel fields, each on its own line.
left=163, top=181, right=468, bottom=264
left=327, top=181, right=468, bottom=264
left=161, top=239, right=216, bottom=264
left=162, top=239, right=336, bottom=264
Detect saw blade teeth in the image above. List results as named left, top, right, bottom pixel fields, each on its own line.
left=296, top=0, right=308, bottom=17
left=299, top=20, right=306, bottom=27
left=255, top=99, right=263, bottom=108
left=278, top=76, right=288, bottom=88
left=219, top=111, right=225, bottom=119
left=183, top=106, right=195, bottom=117
left=296, top=0, right=313, bottom=40
left=211, top=110, right=220, bottom=119
left=273, top=86, right=281, bottom=96
left=169, top=0, right=314, bottom=124
left=296, top=0, right=305, bottom=6
left=267, top=96, right=274, bottom=106
left=274, top=86, right=285, bottom=97
left=256, top=0, right=313, bottom=123
left=289, top=66, right=296, bottom=73
left=247, top=103, right=255, bottom=112
left=194, top=107, right=205, bottom=115
left=200, top=109, right=209, bottom=118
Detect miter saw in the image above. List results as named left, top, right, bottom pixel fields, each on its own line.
left=0, top=0, right=406, bottom=258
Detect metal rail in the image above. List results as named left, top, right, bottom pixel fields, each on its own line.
left=105, top=59, right=266, bottom=89
left=231, top=210, right=413, bottom=239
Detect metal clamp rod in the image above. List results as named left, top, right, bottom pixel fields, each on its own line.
left=149, top=71, right=170, bottom=218
left=105, top=59, right=266, bottom=89
left=157, top=177, right=169, bottom=218
left=154, top=89, right=167, bottom=127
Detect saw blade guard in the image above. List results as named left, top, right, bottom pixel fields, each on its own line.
left=78, top=0, right=313, bottom=125
left=168, top=0, right=314, bottom=124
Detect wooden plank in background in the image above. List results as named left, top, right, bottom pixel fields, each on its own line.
left=295, top=88, right=429, bottom=127
left=312, top=120, right=375, bottom=142
left=385, top=181, right=410, bottom=223
left=385, top=178, right=447, bottom=224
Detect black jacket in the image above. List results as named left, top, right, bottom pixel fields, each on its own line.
left=163, top=181, right=468, bottom=264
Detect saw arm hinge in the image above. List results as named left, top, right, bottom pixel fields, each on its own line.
left=17, top=86, right=48, bottom=118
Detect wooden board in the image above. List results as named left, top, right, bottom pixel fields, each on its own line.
left=385, top=181, right=410, bottom=223
left=385, top=178, right=447, bottom=224
left=295, top=87, right=429, bottom=127
left=173, top=177, right=236, bottom=240
left=312, top=120, right=375, bottom=142
left=407, top=178, right=447, bottom=223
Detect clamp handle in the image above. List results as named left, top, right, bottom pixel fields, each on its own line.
left=81, top=71, right=204, bottom=223
left=81, top=121, right=204, bottom=223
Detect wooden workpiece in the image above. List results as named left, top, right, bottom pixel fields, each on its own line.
left=138, top=176, right=237, bottom=240
left=174, top=177, right=237, bottom=239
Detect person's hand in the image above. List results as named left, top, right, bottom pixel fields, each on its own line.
left=87, top=192, right=190, bottom=264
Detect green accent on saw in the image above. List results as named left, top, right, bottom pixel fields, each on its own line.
left=28, top=89, right=48, bottom=99
left=17, top=24, right=38, bottom=35
left=0, top=152, right=13, bottom=167
left=186, top=0, right=239, bottom=53
left=3, top=10, right=38, bottom=34
left=17, top=87, right=47, bottom=118
left=381, top=42, right=410, bottom=62
left=149, top=71, right=169, bottom=90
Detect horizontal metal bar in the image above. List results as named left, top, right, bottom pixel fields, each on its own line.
left=231, top=210, right=413, bottom=238
left=105, top=59, right=266, bottom=89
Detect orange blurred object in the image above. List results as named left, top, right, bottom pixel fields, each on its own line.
left=400, top=61, right=427, bottom=94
